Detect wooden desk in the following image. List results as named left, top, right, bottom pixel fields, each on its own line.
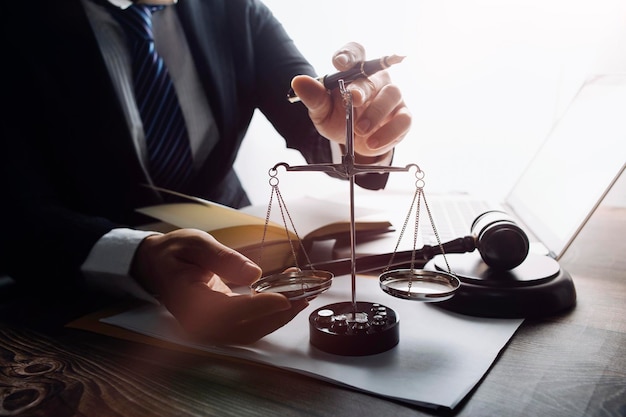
left=1, top=206, right=625, bottom=417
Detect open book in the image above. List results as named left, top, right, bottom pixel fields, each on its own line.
left=136, top=191, right=393, bottom=274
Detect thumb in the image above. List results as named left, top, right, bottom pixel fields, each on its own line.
left=290, top=75, right=333, bottom=123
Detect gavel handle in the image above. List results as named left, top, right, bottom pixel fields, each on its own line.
left=305, top=235, right=476, bottom=276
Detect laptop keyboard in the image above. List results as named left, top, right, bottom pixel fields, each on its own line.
left=419, top=197, right=492, bottom=244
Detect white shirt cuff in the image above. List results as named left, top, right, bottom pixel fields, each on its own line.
left=81, top=228, right=162, bottom=304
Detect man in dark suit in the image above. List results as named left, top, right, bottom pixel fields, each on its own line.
left=1, top=0, right=410, bottom=343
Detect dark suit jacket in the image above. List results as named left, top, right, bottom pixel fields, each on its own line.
left=0, top=0, right=388, bottom=291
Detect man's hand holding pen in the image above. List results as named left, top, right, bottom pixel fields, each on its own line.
left=290, top=42, right=412, bottom=163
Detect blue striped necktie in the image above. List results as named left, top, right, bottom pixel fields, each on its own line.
left=110, top=3, right=193, bottom=190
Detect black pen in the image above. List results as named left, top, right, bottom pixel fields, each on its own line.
left=287, top=55, right=405, bottom=103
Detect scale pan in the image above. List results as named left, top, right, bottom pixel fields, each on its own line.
left=379, top=269, right=460, bottom=301
left=251, top=270, right=333, bottom=301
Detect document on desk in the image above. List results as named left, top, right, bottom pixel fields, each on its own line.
left=101, top=277, right=523, bottom=409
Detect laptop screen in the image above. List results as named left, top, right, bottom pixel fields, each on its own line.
left=506, top=74, right=626, bottom=258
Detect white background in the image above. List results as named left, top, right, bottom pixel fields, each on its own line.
left=234, top=0, right=626, bottom=205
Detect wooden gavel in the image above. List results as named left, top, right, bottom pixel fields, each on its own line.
left=306, top=211, right=530, bottom=275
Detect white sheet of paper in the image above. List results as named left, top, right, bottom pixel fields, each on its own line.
left=101, top=276, right=522, bottom=409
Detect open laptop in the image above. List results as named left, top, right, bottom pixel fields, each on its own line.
left=425, top=74, right=626, bottom=260
left=345, top=74, right=626, bottom=262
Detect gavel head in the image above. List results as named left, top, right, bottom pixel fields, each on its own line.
left=470, top=211, right=530, bottom=270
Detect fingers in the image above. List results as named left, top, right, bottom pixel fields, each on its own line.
left=347, top=74, right=411, bottom=156
left=332, top=42, right=366, bottom=71
left=195, top=233, right=262, bottom=286
left=294, top=41, right=369, bottom=109
left=216, top=294, right=309, bottom=344
left=168, top=229, right=263, bottom=285
left=352, top=79, right=401, bottom=131
left=292, top=43, right=412, bottom=158
left=345, top=69, right=391, bottom=107
left=167, top=281, right=308, bottom=345
left=356, top=96, right=412, bottom=156
left=363, top=106, right=412, bottom=155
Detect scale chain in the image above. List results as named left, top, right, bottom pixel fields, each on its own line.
left=260, top=169, right=314, bottom=273
left=421, top=191, right=453, bottom=275
left=384, top=169, right=454, bottom=293
left=384, top=186, right=419, bottom=272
